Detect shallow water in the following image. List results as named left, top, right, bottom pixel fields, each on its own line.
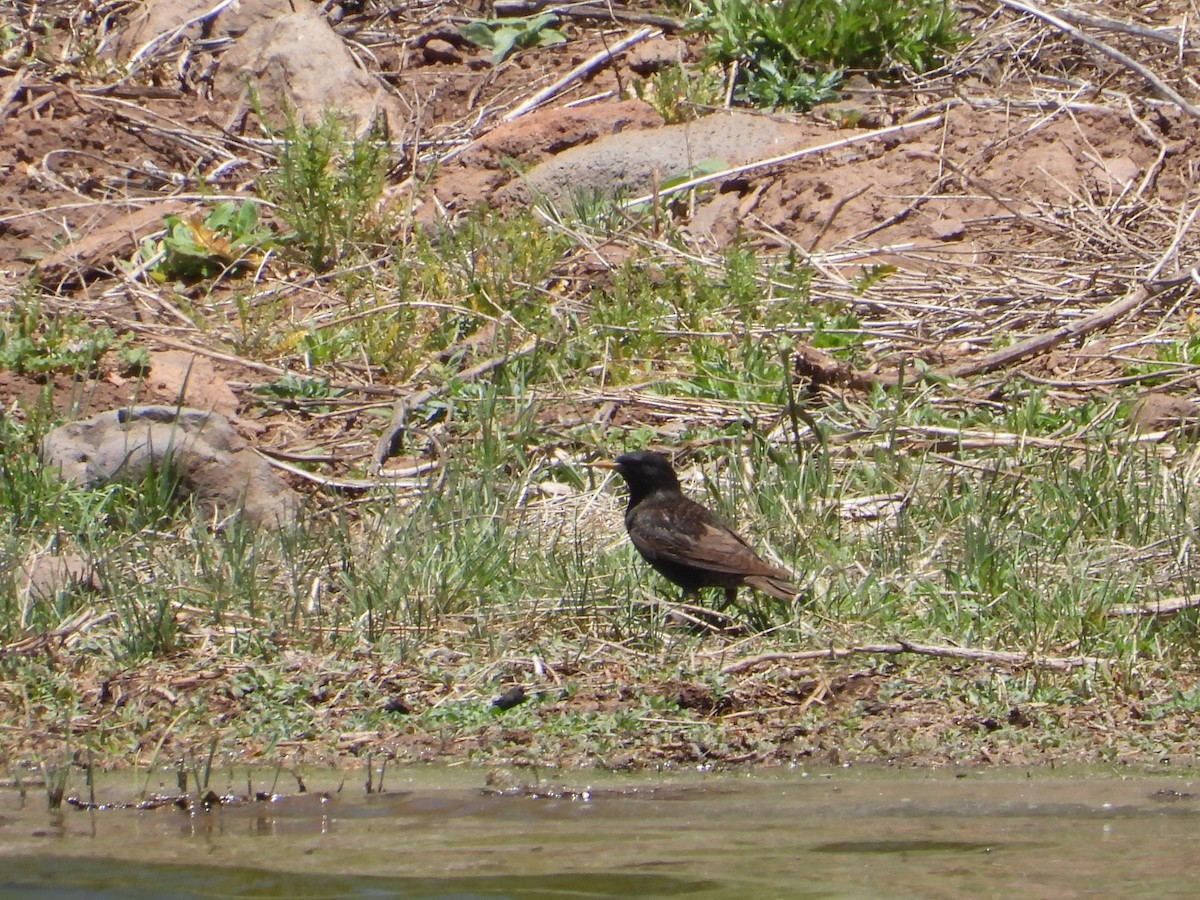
left=3, top=767, right=1200, bottom=898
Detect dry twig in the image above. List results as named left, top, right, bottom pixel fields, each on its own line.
left=995, top=0, right=1200, bottom=120
left=944, top=273, right=1193, bottom=379
left=721, top=639, right=1109, bottom=675
left=503, top=27, right=659, bottom=122
left=1107, top=594, right=1200, bottom=616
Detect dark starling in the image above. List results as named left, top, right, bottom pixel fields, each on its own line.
left=597, top=450, right=802, bottom=607
left=492, top=686, right=527, bottom=710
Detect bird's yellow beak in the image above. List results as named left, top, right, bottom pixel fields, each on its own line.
left=591, top=460, right=619, bottom=470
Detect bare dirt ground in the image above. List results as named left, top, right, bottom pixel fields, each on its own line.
left=3, top=1, right=1200, bottom=777
left=5, top=2, right=1198, bottom=416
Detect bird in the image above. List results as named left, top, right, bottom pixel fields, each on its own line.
left=596, top=450, right=802, bottom=609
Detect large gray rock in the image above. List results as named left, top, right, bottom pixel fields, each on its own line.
left=41, top=406, right=297, bottom=529
left=212, top=7, right=405, bottom=132
left=1129, top=392, right=1200, bottom=437
left=17, top=553, right=98, bottom=604
left=115, top=0, right=295, bottom=57
left=509, top=110, right=812, bottom=207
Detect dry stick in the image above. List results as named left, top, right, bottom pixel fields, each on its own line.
left=845, top=172, right=955, bottom=244
left=942, top=274, right=1191, bottom=379
left=127, top=0, right=237, bottom=67
left=258, top=451, right=439, bottom=492
left=0, top=610, right=115, bottom=658
left=800, top=275, right=1187, bottom=390
left=0, top=65, right=28, bottom=137
left=492, top=1, right=684, bottom=31
left=370, top=336, right=541, bottom=474
left=0, top=193, right=275, bottom=226
left=127, top=331, right=289, bottom=377
left=721, top=640, right=1109, bottom=676
left=620, top=115, right=944, bottom=209
left=996, top=0, right=1200, bottom=120
left=502, top=26, right=659, bottom=122
left=807, top=183, right=871, bottom=254
left=1108, top=594, right=1200, bottom=616
left=1147, top=201, right=1200, bottom=281
left=1050, top=6, right=1199, bottom=50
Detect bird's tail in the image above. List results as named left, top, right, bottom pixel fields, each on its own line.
left=743, top=575, right=806, bottom=603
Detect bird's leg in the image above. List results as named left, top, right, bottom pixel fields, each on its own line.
left=722, top=587, right=737, bottom=610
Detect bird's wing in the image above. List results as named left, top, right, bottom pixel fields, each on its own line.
left=629, top=502, right=791, bottom=578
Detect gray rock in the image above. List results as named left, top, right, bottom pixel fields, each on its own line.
left=1129, top=393, right=1200, bottom=436
left=509, top=110, right=811, bottom=207
left=41, top=406, right=298, bottom=529
left=212, top=7, right=405, bottom=133
left=114, top=0, right=296, bottom=57
left=17, top=554, right=98, bottom=604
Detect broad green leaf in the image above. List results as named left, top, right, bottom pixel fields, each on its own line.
left=457, top=21, right=497, bottom=49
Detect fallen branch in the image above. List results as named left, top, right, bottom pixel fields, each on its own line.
left=1051, top=6, right=1200, bottom=50
left=502, top=26, right=659, bottom=122
left=1107, top=594, right=1200, bottom=617
left=492, top=2, right=684, bottom=31
left=796, top=275, right=1180, bottom=390
left=0, top=610, right=116, bottom=659
left=996, top=0, right=1200, bottom=120
left=0, top=65, right=28, bottom=137
left=943, top=274, right=1190, bottom=379
left=258, top=450, right=441, bottom=493
left=721, top=639, right=1108, bottom=675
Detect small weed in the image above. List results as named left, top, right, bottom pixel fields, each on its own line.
left=741, top=60, right=843, bottom=110
left=409, top=209, right=573, bottom=341
left=633, top=62, right=725, bottom=123
left=252, top=375, right=347, bottom=410
left=692, top=0, right=964, bottom=110
left=0, top=289, right=118, bottom=376
left=265, top=110, right=391, bottom=271
left=1150, top=331, right=1200, bottom=367
left=459, top=14, right=567, bottom=65
left=137, top=201, right=274, bottom=283
left=117, top=345, right=151, bottom=376
left=39, top=753, right=71, bottom=811
left=255, top=375, right=339, bottom=400
left=853, top=263, right=897, bottom=295
left=624, top=159, right=731, bottom=216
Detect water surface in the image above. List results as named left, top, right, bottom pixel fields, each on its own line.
left=3, top=768, right=1199, bottom=898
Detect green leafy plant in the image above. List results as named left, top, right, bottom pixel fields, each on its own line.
left=459, top=13, right=567, bottom=65
left=265, top=110, right=390, bottom=272
left=0, top=292, right=117, bottom=375
left=692, top=0, right=964, bottom=110
left=739, top=59, right=843, bottom=109
left=633, top=62, right=725, bottom=123
left=138, top=201, right=273, bottom=282
left=252, top=375, right=348, bottom=412
left=853, top=263, right=897, bottom=294
left=253, top=375, right=343, bottom=402
left=117, top=345, right=151, bottom=376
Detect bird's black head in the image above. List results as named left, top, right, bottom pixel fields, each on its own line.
left=605, top=450, right=682, bottom=504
